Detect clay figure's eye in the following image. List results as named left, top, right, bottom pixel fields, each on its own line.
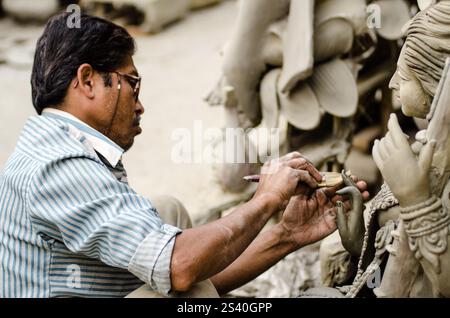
left=398, top=70, right=410, bottom=82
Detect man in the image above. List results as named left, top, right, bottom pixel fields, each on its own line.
left=0, top=12, right=368, bottom=298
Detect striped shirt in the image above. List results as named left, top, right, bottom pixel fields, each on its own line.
left=0, top=109, right=182, bottom=297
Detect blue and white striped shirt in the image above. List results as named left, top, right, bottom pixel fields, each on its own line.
left=0, top=109, right=182, bottom=297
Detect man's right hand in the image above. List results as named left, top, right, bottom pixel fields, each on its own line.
left=254, top=152, right=323, bottom=210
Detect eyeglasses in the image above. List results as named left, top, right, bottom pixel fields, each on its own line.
left=111, top=71, right=141, bottom=102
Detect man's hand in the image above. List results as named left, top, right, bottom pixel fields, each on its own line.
left=280, top=175, right=369, bottom=249
left=373, top=114, right=436, bottom=207
left=254, top=152, right=323, bottom=209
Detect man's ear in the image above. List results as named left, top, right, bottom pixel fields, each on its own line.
left=76, top=63, right=96, bottom=99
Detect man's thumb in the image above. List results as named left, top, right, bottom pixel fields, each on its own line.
left=419, top=140, right=437, bottom=172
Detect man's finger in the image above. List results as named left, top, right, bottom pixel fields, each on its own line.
left=355, top=179, right=370, bottom=201
left=298, top=162, right=323, bottom=182
left=280, top=152, right=302, bottom=162
left=418, top=140, right=437, bottom=172
left=293, top=169, right=319, bottom=189
left=296, top=184, right=314, bottom=197
left=285, top=157, right=322, bottom=183
left=323, top=209, right=338, bottom=233
left=362, top=191, right=370, bottom=201
left=322, top=183, right=343, bottom=198
left=286, top=158, right=307, bottom=168
left=284, top=152, right=319, bottom=170
left=332, top=190, right=369, bottom=204
left=355, top=180, right=368, bottom=193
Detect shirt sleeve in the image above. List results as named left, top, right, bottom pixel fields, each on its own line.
left=27, top=155, right=182, bottom=295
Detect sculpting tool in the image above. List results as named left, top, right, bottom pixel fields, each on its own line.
left=243, top=172, right=348, bottom=188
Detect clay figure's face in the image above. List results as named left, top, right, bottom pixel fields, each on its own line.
left=389, top=48, right=431, bottom=119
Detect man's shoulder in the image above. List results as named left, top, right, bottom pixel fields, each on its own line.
left=15, top=115, right=99, bottom=165
left=2, top=115, right=107, bottom=189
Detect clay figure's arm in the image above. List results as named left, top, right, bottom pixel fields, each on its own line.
left=373, top=114, right=450, bottom=297
left=373, top=220, right=421, bottom=298
left=398, top=194, right=450, bottom=297
left=335, top=172, right=365, bottom=257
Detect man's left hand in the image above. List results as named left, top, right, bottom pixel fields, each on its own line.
left=280, top=175, right=369, bottom=248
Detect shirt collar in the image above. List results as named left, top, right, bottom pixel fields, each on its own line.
left=41, top=108, right=124, bottom=167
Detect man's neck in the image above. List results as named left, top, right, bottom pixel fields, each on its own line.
left=53, top=104, right=112, bottom=137
left=41, top=107, right=124, bottom=167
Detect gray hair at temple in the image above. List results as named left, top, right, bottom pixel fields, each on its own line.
left=404, top=0, right=450, bottom=100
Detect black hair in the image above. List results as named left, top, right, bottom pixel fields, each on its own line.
left=31, top=12, right=136, bottom=114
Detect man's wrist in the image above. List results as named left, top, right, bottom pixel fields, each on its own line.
left=253, top=193, right=284, bottom=214
left=270, top=223, right=299, bottom=254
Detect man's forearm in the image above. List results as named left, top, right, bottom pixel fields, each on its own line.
left=170, top=194, right=280, bottom=292
left=210, top=223, right=297, bottom=295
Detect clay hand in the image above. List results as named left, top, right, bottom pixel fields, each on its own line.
left=254, top=152, right=323, bottom=209
left=335, top=172, right=365, bottom=257
left=281, top=174, right=369, bottom=248
left=372, top=114, right=436, bottom=207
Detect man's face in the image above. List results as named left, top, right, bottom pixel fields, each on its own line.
left=100, top=56, right=145, bottom=151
